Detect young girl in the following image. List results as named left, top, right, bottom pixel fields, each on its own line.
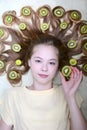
left=0, top=4, right=87, bottom=130
left=0, top=32, right=87, bottom=130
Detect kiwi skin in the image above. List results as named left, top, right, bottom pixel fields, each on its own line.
left=61, top=65, right=72, bottom=80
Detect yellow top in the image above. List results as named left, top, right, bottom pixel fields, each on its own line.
left=0, top=85, right=82, bottom=130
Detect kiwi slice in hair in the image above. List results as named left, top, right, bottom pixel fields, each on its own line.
left=60, top=22, right=68, bottom=29
left=8, top=70, right=18, bottom=80
left=19, top=23, right=27, bottom=30
left=39, top=7, right=48, bottom=17
left=21, top=7, right=31, bottom=16
left=53, top=7, right=65, bottom=18
left=0, top=28, right=4, bottom=38
left=70, top=11, right=81, bottom=21
left=62, top=65, right=71, bottom=78
left=0, top=60, right=5, bottom=69
left=12, top=43, right=21, bottom=52
left=82, top=64, right=87, bottom=72
left=83, top=42, right=87, bottom=50
left=80, top=24, right=87, bottom=34
left=15, top=59, right=22, bottom=66
left=67, top=40, right=77, bottom=49
left=40, top=23, right=49, bottom=31
left=69, top=58, right=77, bottom=66
left=4, top=15, right=13, bottom=24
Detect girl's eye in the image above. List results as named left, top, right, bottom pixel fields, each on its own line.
left=49, top=62, right=56, bottom=65
left=35, top=60, right=41, bottom=63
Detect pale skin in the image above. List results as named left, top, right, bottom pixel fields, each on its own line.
left=0, top=44, right=87, bottom=130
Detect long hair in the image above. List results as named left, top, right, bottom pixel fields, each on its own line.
left=0, top=5, right=87, bottom=84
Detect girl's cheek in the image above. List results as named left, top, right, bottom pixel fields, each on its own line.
left=33, top=65, right=41, bottom=70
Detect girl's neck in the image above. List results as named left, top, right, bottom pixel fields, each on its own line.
left=29, top=82, right=53, bottom=91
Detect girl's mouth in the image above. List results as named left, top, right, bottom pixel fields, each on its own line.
left=38, top=74, right=48, bottom=78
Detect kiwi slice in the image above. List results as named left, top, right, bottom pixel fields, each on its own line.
left=53, top=7, right=65, bottom=18
left=39, top=7, right=48, bottom=17
left=69, top=58, right=77, bottom=66
left=0, top=60, right=5, bottom=69
left=83, top=42, right=87, bottom=50
left=12, top=43, right=21, bottom=52
left=5, top=15, right=13, bottom=24
left=80, top=24, right=87, bottom=34
left=82, top=64, right=87, bottom=72
left=70, top=11, right=81, bottom=21
left=67, top=40, right=77, bottom=49
left=15, top=59, right=22, bottom=66
left=60, top=22, right=68, bottom=29
left=21, top=7, right=31, bottom=16
left=0, top=28, right=4, bottom=38
left=8, top=70, right=18, bottom=80
left=62, top=65, right=71, bottom=77
left=19, top=23, right=27, bottom=30
left=40, top=23, right=49, bottom=31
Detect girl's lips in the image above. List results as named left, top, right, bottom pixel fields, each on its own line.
left=38, top=74, right=48, bottom=78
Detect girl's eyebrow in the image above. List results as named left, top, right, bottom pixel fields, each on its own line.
left=49, top=59, right=58, bottom=62
left=33, top=56, right=43, bottom=59
left=34, top=57, right=57, bottom=61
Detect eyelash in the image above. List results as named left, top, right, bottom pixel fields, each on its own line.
left=49, top=62, right=56, bottom=65
left=35, top=60, right=42, bottom=63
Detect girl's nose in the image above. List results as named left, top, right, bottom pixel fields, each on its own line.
left=41, top=63, right=48, bottom=72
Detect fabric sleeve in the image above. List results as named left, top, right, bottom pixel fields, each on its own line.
left=0, top=90, right=14, bottom=126
left=75, top=92, right=83, bottom=108
left=68, top=92, right=83, bottom=120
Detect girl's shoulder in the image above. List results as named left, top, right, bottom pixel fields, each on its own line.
left=1, top=87, right=24, bottom=100
left=53, top=84, right=66, bottom=99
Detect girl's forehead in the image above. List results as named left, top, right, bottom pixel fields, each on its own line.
left=32, top=44, right=59, bottom=58
left=33, top=44, right=58, bottom=53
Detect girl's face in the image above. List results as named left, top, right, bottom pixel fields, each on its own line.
left=28, top=44, right=59, bottom=85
